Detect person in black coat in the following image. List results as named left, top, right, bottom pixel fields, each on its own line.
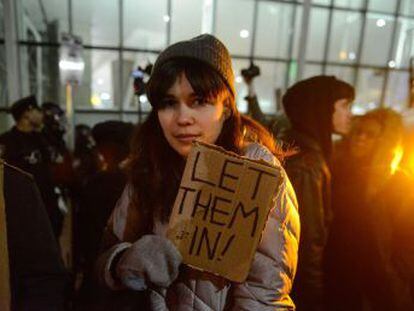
left=1, top=160, right=67, bottom=310
left=0, top=95, right=63, bottom=238
left=281, top=76, right=355, bottom=311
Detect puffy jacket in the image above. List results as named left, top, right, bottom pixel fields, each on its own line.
left=96, top=143, right=300, bottom=310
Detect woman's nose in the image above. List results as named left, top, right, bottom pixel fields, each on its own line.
left=176, top=104, right=194, bottom=125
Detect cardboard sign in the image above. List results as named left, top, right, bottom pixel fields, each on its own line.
left=167, top=142, right=282, bottom=282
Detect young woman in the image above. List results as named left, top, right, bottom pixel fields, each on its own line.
left=95, top=34, right=300, bottom=310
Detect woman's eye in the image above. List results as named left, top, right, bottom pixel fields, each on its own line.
left=193, top=98, right=209, bottom=106
left=159, top=99, right=176, bottom=108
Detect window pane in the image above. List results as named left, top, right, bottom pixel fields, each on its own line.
left=171, top=0, right=203, bottom=43
left=334, top=0, right=364, bottom=10
left=303, top=64, right=323, bottom=80
left=124, top=0, right=167, bottom=50
left=328, top=10, right=362, bottom=64
left=360, top=14, right=395, bottom=66
left=385, top=70, right=409, bottom=111
left=75, top=113, right=121, bottom=128
left=73, top=50, right=120, bottom=110
left=252, top=61, right=287, bottom=114
left=73, top=0, right=118, bottom=46
left=20, top=0, right=68, bottom=43
left=216, top=0, right=254, bottom=56
left=306, top=8, right=329, bottom=61
left=233, top=58, right=250, bottom=113
left=0, top=3, right=4, bottom=38
left=392, top=18, right=414, bottom=69
left=313, top=0, right=331, bottom=5
left=355, top=68, right=385, bottom=111
left=122, top=113, right=141, bottom=125
left=0, top=113, right=12, bottom=134
left=325, top=65, right=355, bottom=85
left=0, top=44, right=7, bottom=106
left=368, top=0, right=397, bottom=14
left=255, top=2, right=295, bottom=59
left=19, top=45, right=63, bottom=104
left=122, top=51, right=158, bottom=111
left=401, top=0, right=414, bottom=16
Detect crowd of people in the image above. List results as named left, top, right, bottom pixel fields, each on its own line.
left=0, top=34, right=413, bottom=311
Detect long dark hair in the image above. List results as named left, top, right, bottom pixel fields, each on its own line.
left=128, top=58, right=281, bottom=232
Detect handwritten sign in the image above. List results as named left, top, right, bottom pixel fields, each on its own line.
left=167, top=142, right=282, bottom=282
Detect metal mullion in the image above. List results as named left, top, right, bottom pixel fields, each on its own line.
left=284, top=2, right=297, bottom=88
left=379, top=0, right=402, bottom=107
left=118, top=0, right=123, bottom=119
left=352, top=0, right=369, bottom=88
left=322, top=0, right=334, bottom=74
left=166, top=0, right=172, bottom=46
left=68, top=0, right=73, bottom=34
left=250, top=0, right=259, bottom=64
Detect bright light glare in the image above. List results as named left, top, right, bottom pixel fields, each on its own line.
left=59, top=60, right=85, bottom=71
left=348, top=52, right=356, bottom=60
left=90, top=95, right=102, bottom=107
left=100, top=92, right=111, bottom=100
left=240, top=29, right=249, bottom=38
left=376, top=19, right=386, bottom=27
left=391, top=145, right=404, bottom=175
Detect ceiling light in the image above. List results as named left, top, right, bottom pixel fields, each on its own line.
left=236, top=76, right=243, bottom=83
left=163, top=15, right=170, bottom=23
left=240, top=29, right=249, bottom=39
left=388, top=60, right=396, bottom=68
left=376, top=19, right=386, bottom=27
left=348, top=52, right=356, bottom=60
left=339, top=51, right=347, bottom=60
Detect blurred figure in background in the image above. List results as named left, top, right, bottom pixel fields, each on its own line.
left=325, top=108, right=414, bottom=311
left=281, top=76, right=354, bottom=311
left=0, top=95, right=62, bottom=238
left=72, top=124, right=103, bottom=185
left=75, top=121, right=134, bottom=310
left=41, top=102, right=74, bottom=191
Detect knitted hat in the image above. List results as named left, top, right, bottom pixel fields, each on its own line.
left=151, top=34, right=235, bottom=98
left=9, top=95, right=40, bottom=121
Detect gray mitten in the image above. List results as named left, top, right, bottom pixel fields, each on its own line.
left=116, top=235, right=182, bottom=290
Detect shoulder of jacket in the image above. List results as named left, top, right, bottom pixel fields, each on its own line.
left=243, top=142, right=281, bottom=167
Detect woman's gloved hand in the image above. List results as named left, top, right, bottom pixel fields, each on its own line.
left=116, top=235, right=182, bottom=290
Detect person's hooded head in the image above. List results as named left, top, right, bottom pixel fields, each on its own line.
left=282, top=75, right=355, bottom=159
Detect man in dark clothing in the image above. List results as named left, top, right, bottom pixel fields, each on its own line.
left=0, top=95, right=63, bottom=237
left=281, top=76, right=354, bottom=311
left=1, top=160, right=67, bottom=310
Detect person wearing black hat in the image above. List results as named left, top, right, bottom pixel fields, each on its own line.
left=0, top=95, right=62, bottom=238
left=95, top=34, right=299, bottom=310
left=281, top=76, right=354, bottom=311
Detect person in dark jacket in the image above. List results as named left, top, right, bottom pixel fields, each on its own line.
left=325, top=109, right=414, bottom=311
left=1, top=160, right=67, bottom=310
left=281, top=76, right=354, bottom=311
left=0, top=95, right=63, bottom=237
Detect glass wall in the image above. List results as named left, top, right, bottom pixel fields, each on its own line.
left=4, top=0, right=414, bottom=128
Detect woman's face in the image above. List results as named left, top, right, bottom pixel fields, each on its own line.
left=157, top=73, right=227, bottom=158
left=350, top=118, right=382, bottom=158
left=332, top=98, right=353, bottom=135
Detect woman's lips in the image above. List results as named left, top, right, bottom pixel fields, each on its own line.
left=174, top=134, right=201, bottom=143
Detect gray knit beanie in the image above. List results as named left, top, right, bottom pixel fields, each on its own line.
left=151, top=34, right=235, bottom=98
